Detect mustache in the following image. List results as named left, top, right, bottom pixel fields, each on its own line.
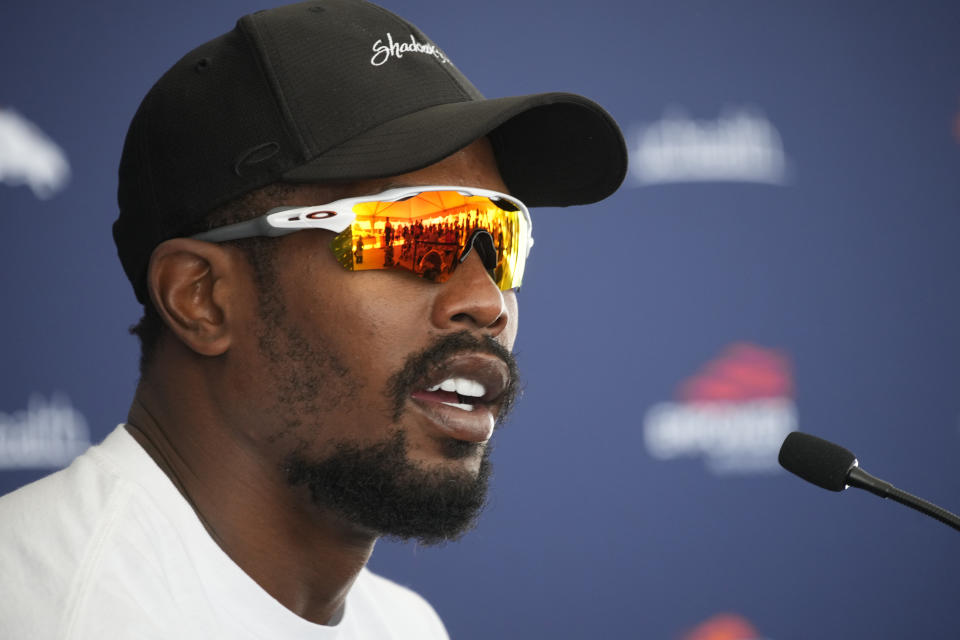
left=386, top=330, right=522, bottom=424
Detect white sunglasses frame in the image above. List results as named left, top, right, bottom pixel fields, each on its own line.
left=191, top=184, right=534, bottom=252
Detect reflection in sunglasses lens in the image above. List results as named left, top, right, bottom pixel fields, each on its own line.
left=330, top=192, right=525, bottom=290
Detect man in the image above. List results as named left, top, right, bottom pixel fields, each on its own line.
left=0, top=0, right=626, bottom=637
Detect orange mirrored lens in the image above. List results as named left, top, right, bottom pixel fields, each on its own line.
left=330, top=191, right=529, bottom=290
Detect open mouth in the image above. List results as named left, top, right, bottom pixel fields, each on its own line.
left=407, top=353, right=512, bottom=442
left=420, top=377, right=489, bottom=412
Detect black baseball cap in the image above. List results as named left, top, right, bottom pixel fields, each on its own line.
left=114, top=0, right=627, bottom=304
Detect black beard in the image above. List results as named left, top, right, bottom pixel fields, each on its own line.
left=283, top=429, right=493, bottom=545
left=279, top=331, right=521, bottom=544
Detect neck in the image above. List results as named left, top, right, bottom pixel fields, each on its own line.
left=126, top=374, right=377, bottom=625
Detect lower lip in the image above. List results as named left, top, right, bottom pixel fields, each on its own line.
left=409, top=391, right=495, bottom=443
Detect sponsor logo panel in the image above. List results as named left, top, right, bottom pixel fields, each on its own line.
left=630, top=107, right=789, bottom=186
left=954, top=98, right=960, bottom=144
left=0, top=107, right=70, bottom=199
left=681, top=612, right=770, bottom=640
left=643, top=343, right=796, bottom=475
left=0, top=393, right=91, bottom=469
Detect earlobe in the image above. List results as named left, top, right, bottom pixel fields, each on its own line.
left=147, top=238, right=235, bottom=357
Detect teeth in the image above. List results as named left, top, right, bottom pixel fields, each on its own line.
left=428, top=378, right=486, bottom=398
left=459, top=378, right=486, bottom=398
left=440, top=401, right=475, bottom=412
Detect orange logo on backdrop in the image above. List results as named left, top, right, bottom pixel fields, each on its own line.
left=677, top=342, right=793, bottom=403
left=682, top=613, right=762, bottom=640
left=954, top=99, right=960, bottom=143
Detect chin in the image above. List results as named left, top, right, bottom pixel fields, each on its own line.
left=283, top=429, right=493, bottom=543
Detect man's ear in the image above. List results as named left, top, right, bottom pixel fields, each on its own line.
left=146, top=238, right=242, bottom=357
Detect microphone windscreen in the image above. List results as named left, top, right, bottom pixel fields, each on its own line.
left=778, top=432, right=857, bottom=492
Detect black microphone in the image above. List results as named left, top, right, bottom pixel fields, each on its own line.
left=778, top=431, right=960, bottom=533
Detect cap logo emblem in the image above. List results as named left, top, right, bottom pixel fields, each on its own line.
left=370, top=32, right=449, bottom=67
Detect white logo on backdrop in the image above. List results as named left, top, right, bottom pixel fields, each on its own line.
left=0, top=107, right=71, bottom=199
left=0, top=393, right=91, bottom=469
left=371, top=32, right=449, bottom=67
left=644, top=398, right=796, bottom=474
left=630, top=107, right=789, bottom=186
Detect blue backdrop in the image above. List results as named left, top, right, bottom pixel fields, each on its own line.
left=3, top=2, right=959, bottom=638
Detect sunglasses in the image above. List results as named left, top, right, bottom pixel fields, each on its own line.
left=191, top=185, right=534, bottom=291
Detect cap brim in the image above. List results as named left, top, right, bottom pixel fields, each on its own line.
left=282, top=92, right=627, bottom=208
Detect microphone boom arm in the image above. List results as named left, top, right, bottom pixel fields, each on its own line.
left=847, top=466, right=960, bottom=533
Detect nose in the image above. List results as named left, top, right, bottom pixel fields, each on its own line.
left=431, top=251, right=508, bottom=335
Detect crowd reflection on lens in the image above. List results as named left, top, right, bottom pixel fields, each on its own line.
left=349, top=209, right=517, bottom=285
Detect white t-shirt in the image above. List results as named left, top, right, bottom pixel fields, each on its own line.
left=0, top=425, right=449, bottom=639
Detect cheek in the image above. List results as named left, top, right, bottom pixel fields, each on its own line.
left=286, top=243, right=395, bottom=357
left=309, top=272, right=428, bottom=371
left=502, top=290, right=519, bottom=350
